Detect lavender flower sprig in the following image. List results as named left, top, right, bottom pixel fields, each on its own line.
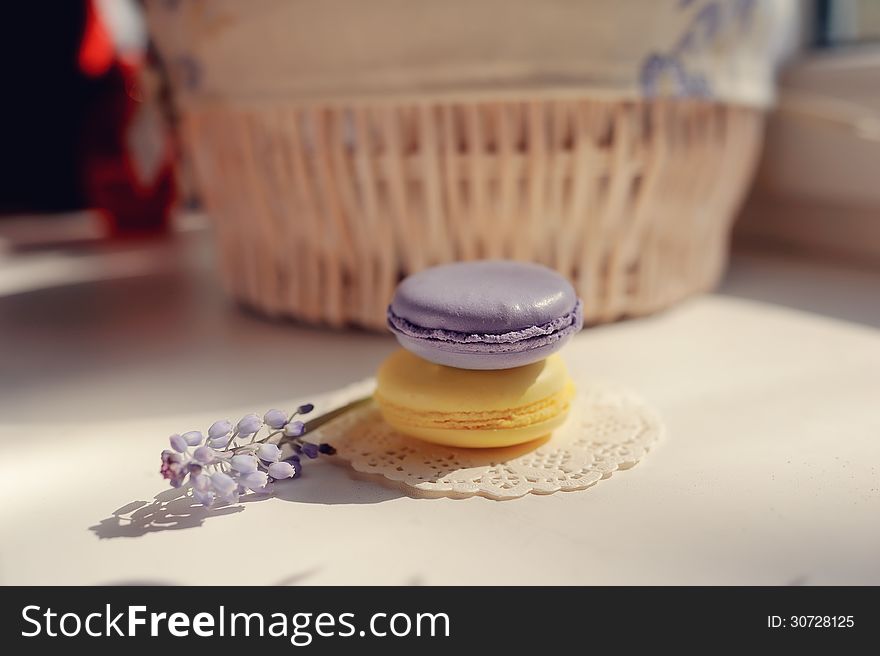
left=159, top=402, right=347, bottom=507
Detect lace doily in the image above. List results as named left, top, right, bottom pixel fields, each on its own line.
left=309, top=379, right=663, bottom=500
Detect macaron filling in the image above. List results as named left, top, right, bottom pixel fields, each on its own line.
left=387, top=300, right=583, bottom=355
left=376, top=382, right=574, bottom=432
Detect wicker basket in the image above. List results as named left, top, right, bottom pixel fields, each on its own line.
left=146, top=0, right=784, bottom=329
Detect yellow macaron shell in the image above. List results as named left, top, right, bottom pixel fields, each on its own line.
left=374, top=349, right=574, bottom=448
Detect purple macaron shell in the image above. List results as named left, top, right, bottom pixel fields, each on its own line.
left=387, top=261, right=583, bottom=370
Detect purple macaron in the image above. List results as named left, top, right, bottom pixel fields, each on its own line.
left=387, top=261, right=583, bottom=370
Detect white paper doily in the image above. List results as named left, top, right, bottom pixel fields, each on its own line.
left=309, top=379, right=663, bottom=500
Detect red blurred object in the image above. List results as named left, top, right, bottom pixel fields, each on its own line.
left=78, top=0, right=114, bottom=78
left=78, top=0, right=177, bottom=236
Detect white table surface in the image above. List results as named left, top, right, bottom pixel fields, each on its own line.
left=1, top=224, right=878, bottom=585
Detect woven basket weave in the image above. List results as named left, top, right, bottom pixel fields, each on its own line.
left=146, top=0, right=786, bottom=329
left=186, top=98, right=763, bottom=327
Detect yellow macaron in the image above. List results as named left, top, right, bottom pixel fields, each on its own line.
left=374, top=349, right=575, bottom=448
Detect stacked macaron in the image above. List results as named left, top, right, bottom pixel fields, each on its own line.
left=375, top=261, right=583, bottom=448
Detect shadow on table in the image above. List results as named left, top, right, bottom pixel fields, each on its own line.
left=96, top=567, right=323, bottom=586
left=89, top=463, right=405, bottom=540
left=89, top=487, right=245, bottom=539
left=719, top=249, right=880, bottom=329
left=258, top=463, right=405, bottom=506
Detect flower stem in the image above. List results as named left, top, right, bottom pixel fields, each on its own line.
left=278, top=395, right=373, bottom=447
left=224, top=430, right=240, bottom=451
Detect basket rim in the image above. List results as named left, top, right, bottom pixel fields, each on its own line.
left=177, top=84, right=768, bottom=112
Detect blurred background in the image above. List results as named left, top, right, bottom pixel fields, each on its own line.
left=1, top=0, right=878, bottom=417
